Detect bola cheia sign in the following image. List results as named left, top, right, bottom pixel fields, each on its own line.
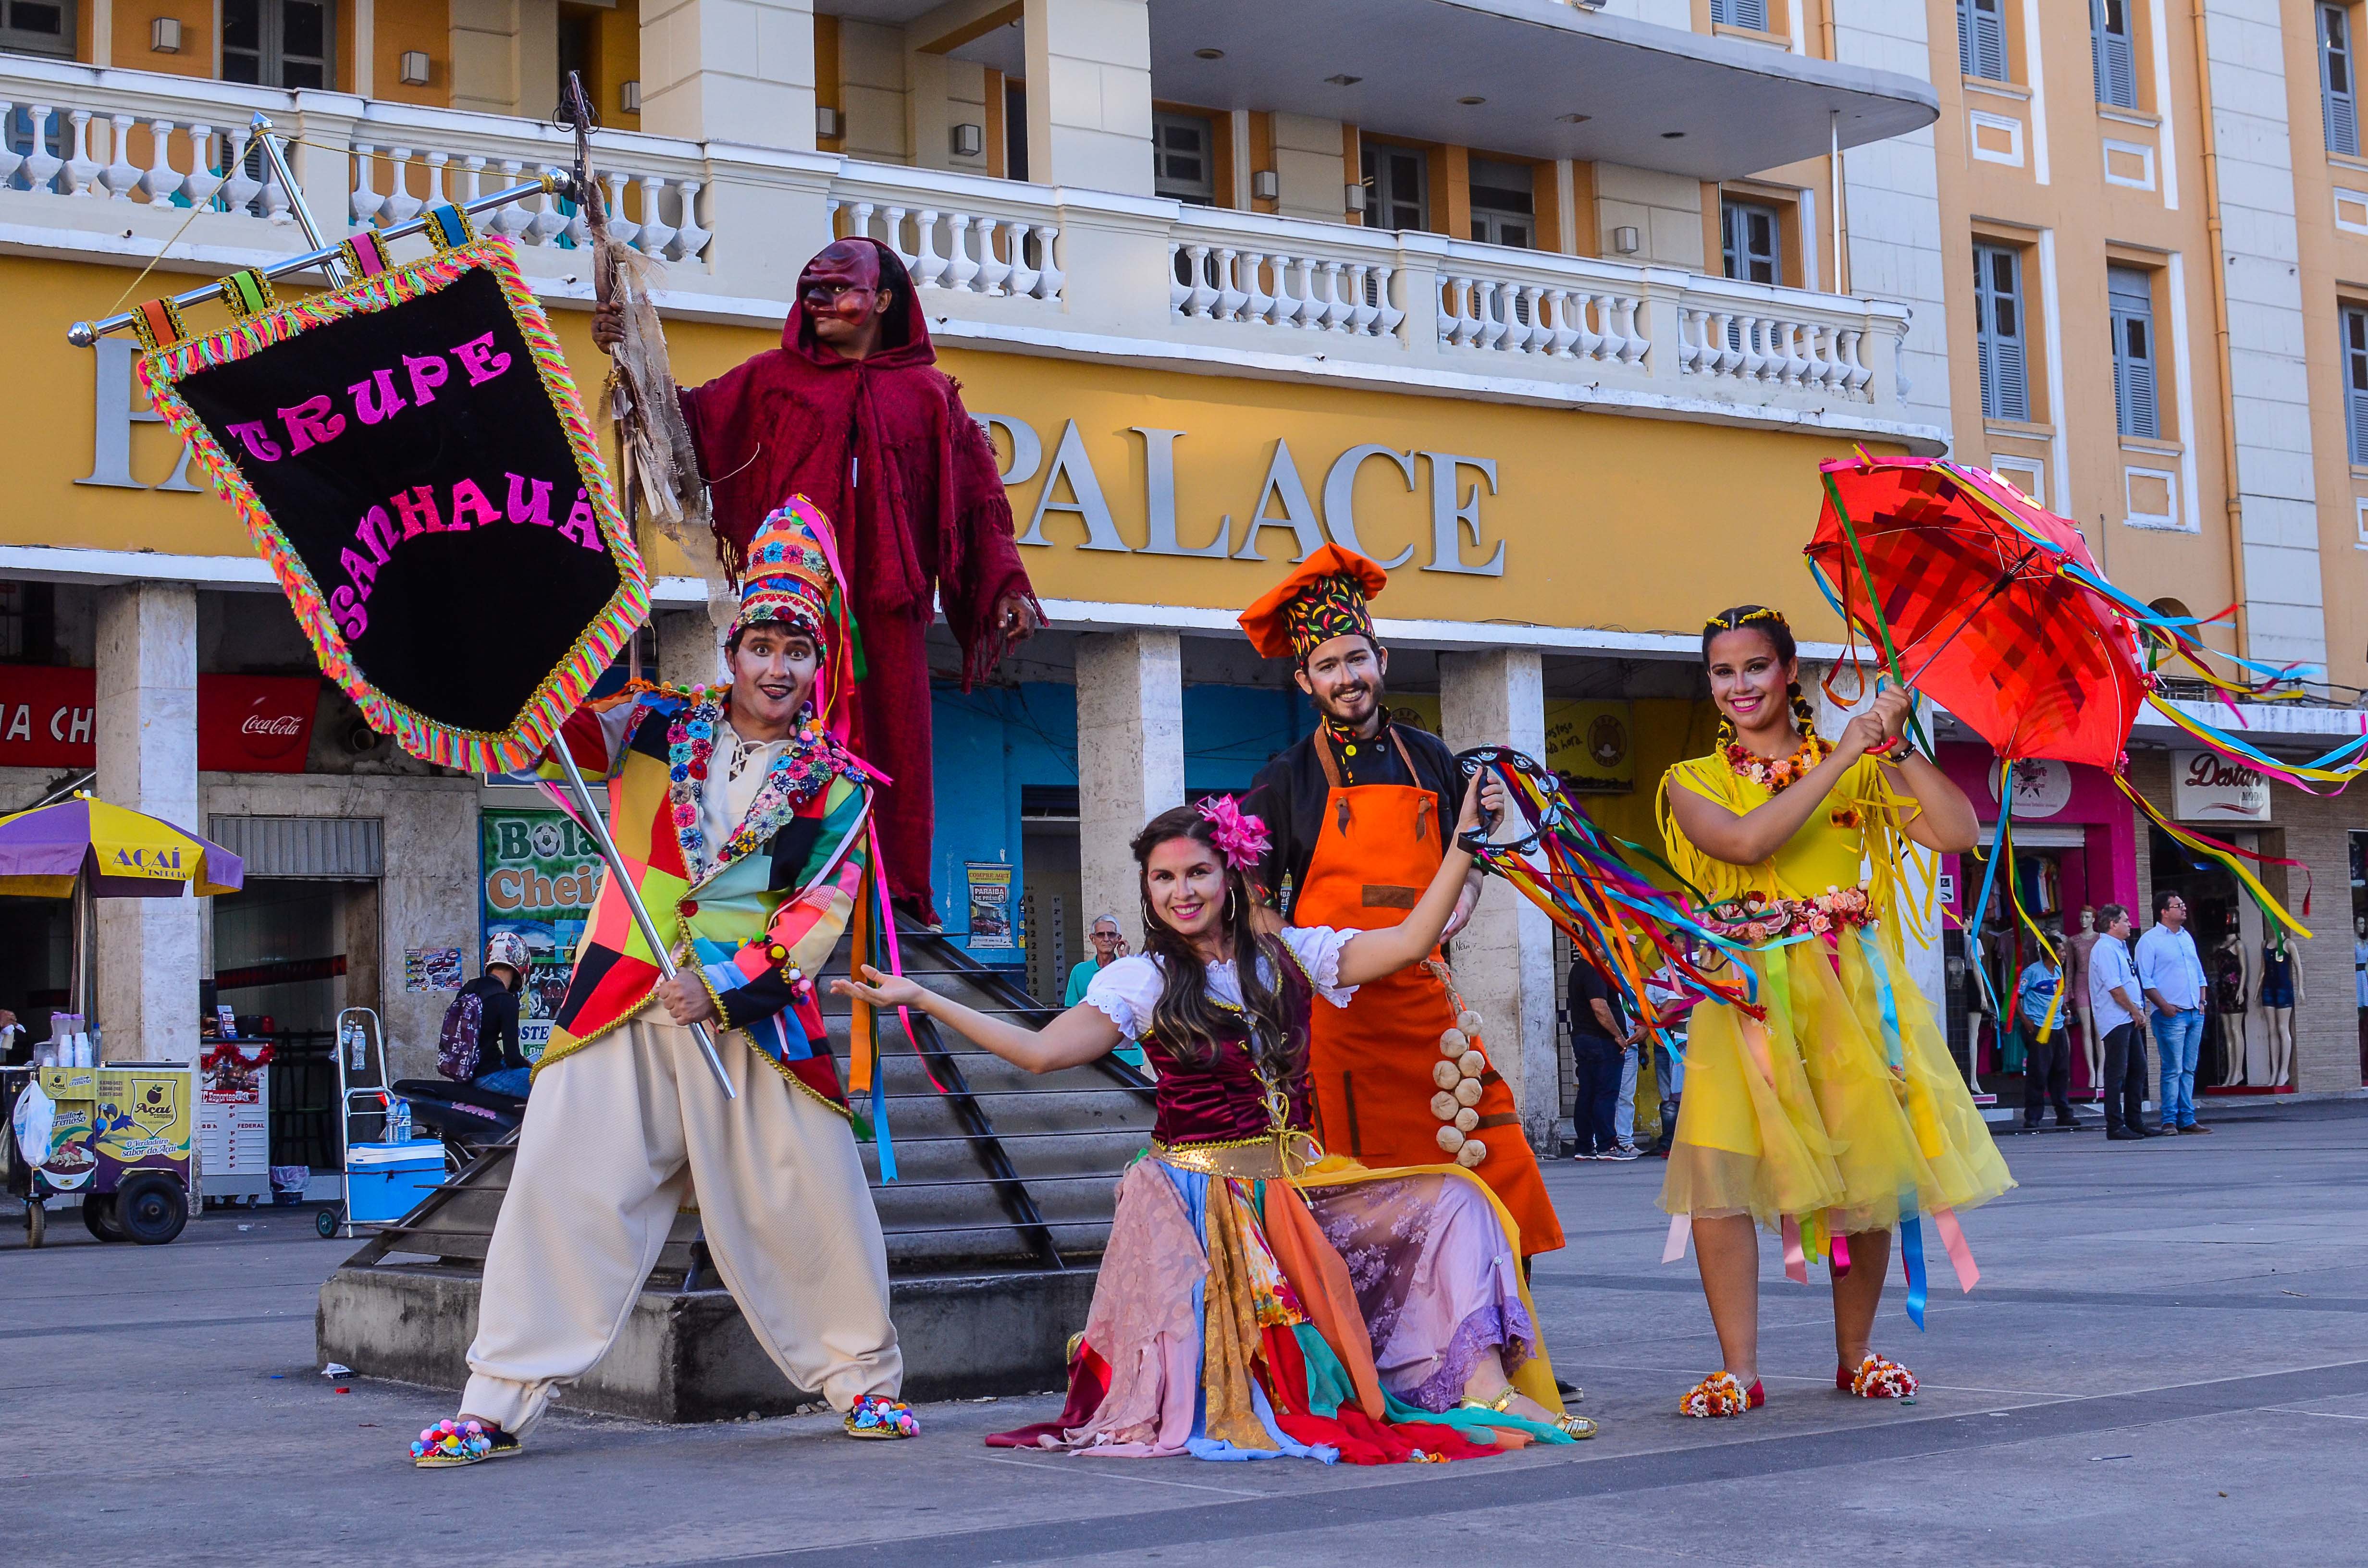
left=0, top=668, right=319, bottom=772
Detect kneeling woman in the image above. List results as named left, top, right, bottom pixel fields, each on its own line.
left=1659, top=606, right=2015, bottom=1418
left=835, top=787, right=1588, bottom=1462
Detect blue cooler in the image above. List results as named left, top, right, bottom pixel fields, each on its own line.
left=346, top=1140, right=445, bottom=1224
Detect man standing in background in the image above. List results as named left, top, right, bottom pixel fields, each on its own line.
left=2136, top=891, right=2210, bottom=1136
left=2088, top=904, right=2155, bottom=1141
left=1062, top=915, right=1142, bottom=1071
left=1567, top=957, right=1635, bottom=1162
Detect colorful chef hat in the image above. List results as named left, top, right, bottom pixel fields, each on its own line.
left=1237, top=543, right=1391, bottom=663
left=730, top=495, right=840, bottom=647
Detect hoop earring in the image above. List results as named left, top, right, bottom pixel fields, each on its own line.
left=1224, top=886, right=1237, bottom=923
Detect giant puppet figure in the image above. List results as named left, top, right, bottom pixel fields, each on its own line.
left=1238, top=548, right=1565, bottom=1260
left=595, top=237, right=1040, bottom=924
left=410, top=501, right=920, bottom=1469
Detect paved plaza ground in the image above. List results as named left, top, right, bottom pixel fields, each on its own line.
left=6, top=1102, right=2365, bottom=1567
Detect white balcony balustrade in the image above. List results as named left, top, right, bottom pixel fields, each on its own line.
left=4, top=99, right=289, bottom=219
left=2, top=57, right=1917, bottom=434
left=827, top=166, right=1065, bottom=303
left=1436, top=270, right=1645, bottom=367
left=1167, top=241, right=1404, bottom=337
left=1677, top=300, right=1873, bottom=396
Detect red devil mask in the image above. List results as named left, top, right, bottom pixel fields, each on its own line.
left=800, top=240, right=884, bottom=326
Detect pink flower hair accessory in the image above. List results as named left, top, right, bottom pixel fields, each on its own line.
left=1196, top=795, right=1271, bottom=872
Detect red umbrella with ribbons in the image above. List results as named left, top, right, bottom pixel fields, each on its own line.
left=1805, top=454, right=2144, bottom=770
left=1804, top=450, right=2317, bottom=959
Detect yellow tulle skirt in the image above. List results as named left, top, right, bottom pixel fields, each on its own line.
left=1660, top=929, right=2013, bottom=1237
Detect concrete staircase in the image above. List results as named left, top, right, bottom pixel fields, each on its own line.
left=317, top=925, right=1154, bottom=1416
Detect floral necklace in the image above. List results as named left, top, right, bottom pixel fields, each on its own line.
left=666, top=696, right=842, bottom=881
left=1725, top=731, right=1831, bottom=794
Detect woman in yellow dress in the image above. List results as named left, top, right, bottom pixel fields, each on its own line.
left=1658, top=605, right=2013, bottom=1417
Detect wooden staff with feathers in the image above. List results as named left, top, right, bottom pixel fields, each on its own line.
left=560, top=73, right=732, bottom=625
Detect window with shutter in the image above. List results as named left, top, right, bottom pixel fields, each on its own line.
left=2109, top=267, right=2159, bottom=441
left=1711, top=0, right=1768, bottom=29
left=1722, top=200, right=1781, bottom=286
left=1960, top=0, right=2008, bottom=82
left=2091, top=0, right=2138, bottom=109
left=1974, top=243, right=2029, bottom=422
left=2343, top=306, right=2368, bottom=464
left=2325, top=4, right=2360, bottom=157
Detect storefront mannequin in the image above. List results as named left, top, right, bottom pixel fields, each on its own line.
left=2210, top=930, right=2249, bottom=1088
left=2259, top=933, right=2300, bottom=1089
left=2068, top=907, right=2102, bottom=1100
left=2356, top=916, right=2368, bottom=1081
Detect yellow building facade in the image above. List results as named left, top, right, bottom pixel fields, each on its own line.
left=1, top=0, right=2357, bottom=1138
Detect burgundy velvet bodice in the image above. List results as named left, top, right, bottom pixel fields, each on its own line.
left=1141, top=953, right=1315, bottom=1147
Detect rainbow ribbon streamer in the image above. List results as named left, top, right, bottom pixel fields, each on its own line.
left=1453, top=747, right=1762, bottom=1048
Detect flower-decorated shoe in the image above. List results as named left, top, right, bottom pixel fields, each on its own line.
left=410, top=1418, right=520, bottom=1468
left=844, top=1393, right=920, bottom=1440
left=1677, top=1371, right=1764, bottom=1418
left=1840, top=1353, right=1918, bottom=1399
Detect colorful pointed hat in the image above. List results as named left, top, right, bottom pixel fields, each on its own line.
left=731, top=496, right=840, bottom=645
left=1238, top=543, right=1391, bottom=662
left=731, top=495, right=858, bottom=740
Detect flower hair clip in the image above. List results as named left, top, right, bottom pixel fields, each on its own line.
left=1197, top=795, right=1271, bottom=872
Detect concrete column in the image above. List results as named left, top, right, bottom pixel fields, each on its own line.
left=640, top=0, right=816, bottom=147
left=94, top=584, right=200, bottom=1066
left=656, top=608, right=725, bottom=688
left=1438, top=649, right=1556, bottom=1150
left=1023, top=0, right=1153, bottom=196
left=1074, top=631, right=1183, bottom=952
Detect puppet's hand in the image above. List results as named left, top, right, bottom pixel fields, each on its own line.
left=592, top=300, right=625, bottom=354
left=994, top=593, right=1041, bottom=646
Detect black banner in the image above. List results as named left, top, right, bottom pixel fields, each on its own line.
left=140, top=236, right=646, bottom=771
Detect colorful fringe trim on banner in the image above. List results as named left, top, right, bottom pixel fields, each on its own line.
left=133, top=235, right=649, bottom=776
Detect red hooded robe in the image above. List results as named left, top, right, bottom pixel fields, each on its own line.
left=679, top=239, right=1036, bottom=915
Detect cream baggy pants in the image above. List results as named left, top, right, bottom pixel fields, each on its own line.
left=461, top=1008, right=901, bottom=1433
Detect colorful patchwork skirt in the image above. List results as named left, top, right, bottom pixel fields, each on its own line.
left=988, top=1147, right=1572, bottom=1463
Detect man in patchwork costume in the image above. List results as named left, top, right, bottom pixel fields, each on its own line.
left=412, top=497, right=916, bottom=1469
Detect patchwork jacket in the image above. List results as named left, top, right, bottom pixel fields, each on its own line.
left=535, top=685, right=872, bottom=1116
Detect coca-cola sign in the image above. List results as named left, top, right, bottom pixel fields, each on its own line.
left=0, top=667, right=318, bottom=773
left=2171, top=748, right=2271, bottom=823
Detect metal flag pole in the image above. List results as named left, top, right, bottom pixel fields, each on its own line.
left=552, top=740, right=738, bottom=1100
left=68, top=127, right=564, bottom=347
left=250, top=113, right=347, bottom=288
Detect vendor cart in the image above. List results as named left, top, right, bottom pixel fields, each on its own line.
left=6, top=1062, right=196, bottom=1246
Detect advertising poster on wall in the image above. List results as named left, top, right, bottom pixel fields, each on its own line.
left=966, top=861, right=1016, bottom=950
left=481, top=808, right=607, bottom=1060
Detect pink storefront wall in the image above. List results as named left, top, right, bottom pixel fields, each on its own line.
left=1934, top=745, right=2141, bottom=926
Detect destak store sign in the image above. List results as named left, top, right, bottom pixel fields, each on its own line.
left=2171, top=748, right=2271, bottom=823
left=0, top=668, right=318, bottom=772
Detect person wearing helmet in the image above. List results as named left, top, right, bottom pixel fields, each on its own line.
left=467, top=932, right=530, bottom=1097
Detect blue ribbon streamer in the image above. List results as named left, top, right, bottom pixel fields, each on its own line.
left=1859, top=927, right=1906, bottom=1076
left=1899, top=1203, right=1928, bottom=1331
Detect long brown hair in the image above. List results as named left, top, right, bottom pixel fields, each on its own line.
left=1130, top=806, right=1303, bottom=1084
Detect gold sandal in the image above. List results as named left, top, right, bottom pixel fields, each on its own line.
left=1459, top=1384, right=1599, bottom=1440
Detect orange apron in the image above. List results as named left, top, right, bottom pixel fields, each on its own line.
left=1293, top=727, right=1566, bottom=1256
